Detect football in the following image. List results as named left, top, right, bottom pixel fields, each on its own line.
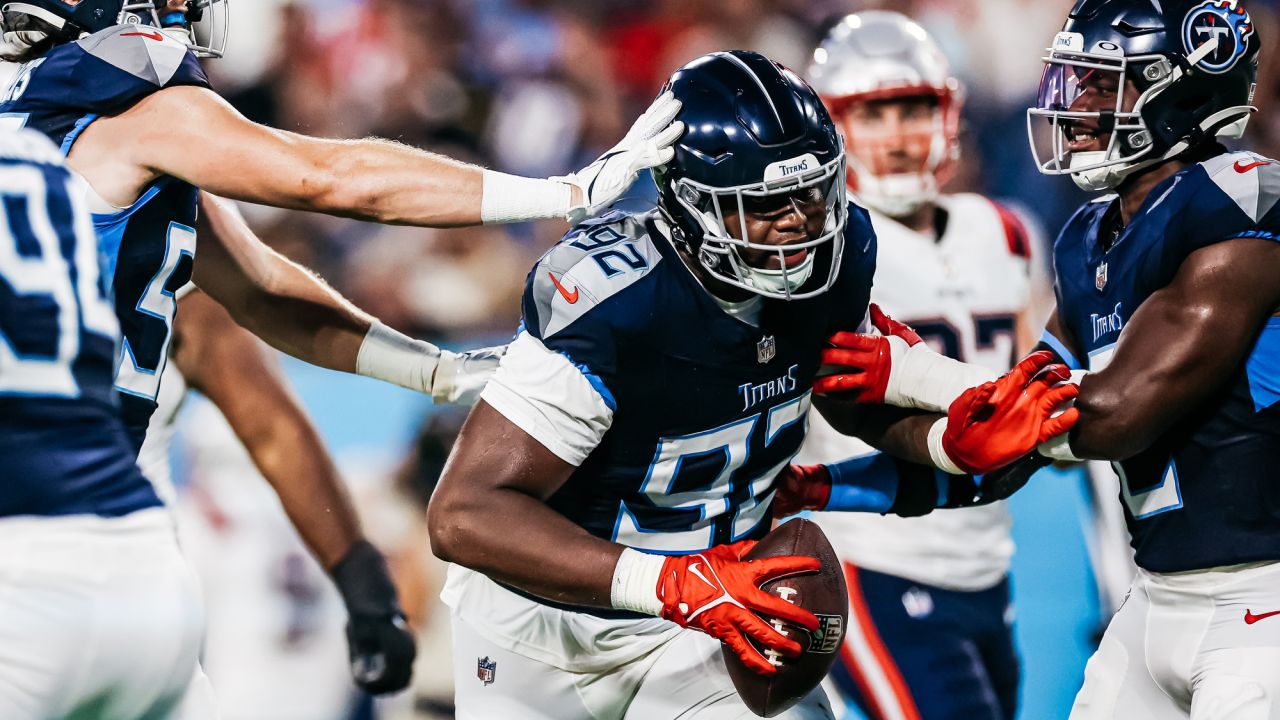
left=725, top=519, right=849, bottom=717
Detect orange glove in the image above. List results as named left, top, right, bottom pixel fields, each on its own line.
left=939, top=351, right=1080, bottom=474
left=657, top=541, right=820, bottom=675
left=815, top=304, right=923, bottom=401
left=771, top=464, right=833, bottom=518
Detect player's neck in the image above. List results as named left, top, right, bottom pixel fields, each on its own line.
left=889, top=203, right=939, bottom=237
left=1116, top=160, right=1190, bottom=225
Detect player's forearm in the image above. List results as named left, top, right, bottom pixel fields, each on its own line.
left=813, top=398, right=937, bottom=466
left=241, top=408, right=366, bottom=569
left=428, top=485, right=621, bottom=607
left=298, top=136, right=488, bottom=227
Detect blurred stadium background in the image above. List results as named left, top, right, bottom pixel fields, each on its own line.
left=31, top=0, right=1280, bottom=718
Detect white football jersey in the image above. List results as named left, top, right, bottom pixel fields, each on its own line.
left=797, top=193, right=1033, bottom=591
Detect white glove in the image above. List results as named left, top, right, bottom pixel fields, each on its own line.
left=432, top=345, right=507, bottom=406
left=553, top=91, right=684, bottom=224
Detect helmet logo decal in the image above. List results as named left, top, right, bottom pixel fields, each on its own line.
left=1053, top=32, right=1085, bottom=52
left=763, top=154, right=819, bottom=182
left=1183, top=0, right=1254, bottom=74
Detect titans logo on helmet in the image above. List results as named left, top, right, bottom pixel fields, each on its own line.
left=1182, top=0, right=1255, bottom=73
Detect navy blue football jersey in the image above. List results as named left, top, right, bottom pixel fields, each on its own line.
left=520, top=207, right=877, bottom=554
left=1052, top=150, right=1280, bottom=573
left=0, top=25, right=209, bottom=452
left=0, top=128, right=160, bottom=517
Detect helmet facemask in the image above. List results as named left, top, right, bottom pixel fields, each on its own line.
left=1028, top=31, right=1253, bottom=192
left=121, top=0, right=227, bottom=57
left=668, top=149, right=848, bottom=301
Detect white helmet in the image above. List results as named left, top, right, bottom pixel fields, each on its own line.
left=807, top=11, right=961, bottom=217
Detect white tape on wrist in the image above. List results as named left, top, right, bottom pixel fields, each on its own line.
left=610, top=547, right=666, bottom=616
left=1038, top=432, right=1083, bottom=463
left=356, top=321, right=440, bottom=395
left=885, top=341, right=998, bottom=413
left=479, top=170, right=574, bottom=224
left=927, top=417, right=965, bottom=475
left=1037, top=369, right=1088, bottom=462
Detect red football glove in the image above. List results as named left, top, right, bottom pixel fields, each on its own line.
left=942, top=351, right=1080, bottom=474
left=815, top=304, right=923, bottom=401
left=772, top=464, right=832, bottom=518
left=657, top=540, right=821, bottom=675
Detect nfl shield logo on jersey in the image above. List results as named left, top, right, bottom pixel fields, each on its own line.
left=477, top=656, right=496, bottom=686
left=757, top=335, right=777, bottom=364
left=1095, top=261, right=1108, bottom=291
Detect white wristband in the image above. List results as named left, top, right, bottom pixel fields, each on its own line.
left=927, top=417, right=965, bottom=475
left=1037, top=369, right=1087, bottom=462
left=886, top=341, right=998, bottom=413
left=1038, top=432, right=1084, bottom=463
left=610, top=547, right=666, bottom=616
left=356, top=321, right=440, bottom=395
left=480, top=169, right=574, bottom=224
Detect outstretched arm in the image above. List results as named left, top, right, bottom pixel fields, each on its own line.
left=192, top=193, right=499, bottom=403
left=170, top=289, right=416, bottom=694
left=81, top=86, right=680, bottom=227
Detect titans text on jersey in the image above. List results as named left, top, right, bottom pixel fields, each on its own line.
left=1053, top=150, right=1280, bottom=572
left=483, top=206, right=876, bottom=560
left=0, top=24, right=210, bottom=452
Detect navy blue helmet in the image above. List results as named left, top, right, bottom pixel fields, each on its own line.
left=655, top=51, right=848, bottom=300
left=1028, top=0, right=1260, bottom=190
left=1, top=0, right=227, bottom=56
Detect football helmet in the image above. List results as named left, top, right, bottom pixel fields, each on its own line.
left=1, top=0, right=228, bottom=57
left=807, top=12, right=961, bottom=217
left=1028, top=0, right=1259, bottom=191
left=656, top=51, right=848, bottom=301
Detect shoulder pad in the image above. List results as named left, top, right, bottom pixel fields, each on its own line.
left=1200, top=151, right=1280, bottom=223
left=76, top=24, right=206, bottom=89
left=527, top=212, right=663, bottom=339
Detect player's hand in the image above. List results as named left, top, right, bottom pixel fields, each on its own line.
left=554, top=91, right=684, bottom=224
left=772, top=464, right=832, bottom=517
left=433, top=345, right=507, bottom=405
left=814, top=304, right=923, bottom=402
left=941, top=351, right=1080, bottom=474
left=658, top=540, right=820, bottom=676
left=331, top=541, right=417, bottom=695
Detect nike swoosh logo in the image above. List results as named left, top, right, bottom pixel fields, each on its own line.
left=547, top=272, right=579, bottom=304
left=1245, top=609, right=1280, bottom=625
left=121, top=30, right=165, bottom=42
left=688, top=562, right=719, bottom=592
left=1234, top=159, right=1272, bottom=173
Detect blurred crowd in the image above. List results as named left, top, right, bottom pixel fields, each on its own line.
left=163, top=1, right=1280, bottom=719
left=215, top=0, right=1280, bottom=349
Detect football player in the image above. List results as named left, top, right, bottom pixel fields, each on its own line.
left=0, top=128, right=205, bottom=719
left=776, top=13, right=1035, bottom=720
left=139, top=286, right=385, bottom=717
left=427, top=51, right=1077, bottom=719
left=0, top=0, right=678, bottom=700
left=809, top=1, right=1280, bottom=717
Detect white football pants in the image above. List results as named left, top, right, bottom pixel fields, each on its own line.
left=0, top=509, right=207, bottom=720
left=451, top=611, right=834, bottom=720
left=1071, top=560, right=1280, bottom=720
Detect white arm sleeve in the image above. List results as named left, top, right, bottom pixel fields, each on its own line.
left=479, top=331, right=614, bottom=466
left=886, top=341, right=999, bottom=413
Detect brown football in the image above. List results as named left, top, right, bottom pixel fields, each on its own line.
left=724, top=518, right=849, bottom=717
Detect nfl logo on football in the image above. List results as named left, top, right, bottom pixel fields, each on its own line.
left=476, top=656, right=496, bottom=686
left=757, top=335, right=777, bottom=364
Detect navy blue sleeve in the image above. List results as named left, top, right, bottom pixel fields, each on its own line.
left=26, top=27, right=210, bottom=119
left=519, top=241, right=624, bottom=411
